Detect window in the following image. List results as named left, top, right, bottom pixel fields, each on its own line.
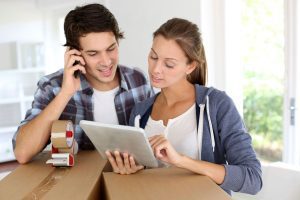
left=201, top=0, right=300, bottom=166
left=241, top=0, right=284, bottom=163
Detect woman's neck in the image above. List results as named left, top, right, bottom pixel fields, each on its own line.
left=159, top=81, right=195, bottom=107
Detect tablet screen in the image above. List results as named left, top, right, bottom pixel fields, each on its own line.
left=80, top=120, right=158, bottom=168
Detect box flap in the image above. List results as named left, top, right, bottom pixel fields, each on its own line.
left=0, top=150, right=107, bottom=200
left=103, top=167, right=231, bottom=200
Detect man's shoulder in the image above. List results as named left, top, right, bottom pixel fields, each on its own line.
left=38, top=69, right=64, bottom=87
left=118, top=65, right=149, bottom=89
left=119, top=65, right=146, bottom=78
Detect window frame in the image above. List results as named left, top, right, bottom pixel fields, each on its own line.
left=283, top=0, right=300, bottom=165
left=201, top=0, right=299, bottom=166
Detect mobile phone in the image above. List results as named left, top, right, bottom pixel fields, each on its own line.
left=69, top=46, right=82, bottom=78
left=73, top=60, right=81, bottom=78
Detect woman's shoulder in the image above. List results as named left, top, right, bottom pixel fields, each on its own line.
left=129, top=94, right=158, bottom=126
left=194, top=84, right=231, bottom=105
left=134, top=94, right=157, bottom=112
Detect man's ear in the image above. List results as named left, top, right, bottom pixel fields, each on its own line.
left=186, top=61, right=197, bottom=75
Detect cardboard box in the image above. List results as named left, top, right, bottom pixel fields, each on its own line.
left=103, top=167, right=231, bottom=200
left=0, top=150, right=107, bottom=200
left=0, top=151, right=231, bottom=200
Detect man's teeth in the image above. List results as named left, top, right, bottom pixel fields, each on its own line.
left=99, top=68, right=111, bottom=72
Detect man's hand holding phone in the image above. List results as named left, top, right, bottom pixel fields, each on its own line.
left=61, top=47, right=86, bottom=97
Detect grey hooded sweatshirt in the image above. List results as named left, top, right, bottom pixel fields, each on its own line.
left=129, top=84, right=262, bottom=195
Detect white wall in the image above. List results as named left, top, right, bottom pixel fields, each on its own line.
left=0, top=1, right=44, bottom=43
left=36, top=0, right=106, bottom=73
left=108, top=0, right=201, bottom=73
left=0, top=0, right=205, bottom=79
left=28, top=0, right=201, bottom=75
left=0, top=0, right=243, bottom=109
left=199, top=0, right=243, bottom=113
left=0, top=0, right=243, bottom=113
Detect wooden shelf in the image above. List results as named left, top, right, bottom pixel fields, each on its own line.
left=0, top=67, right=45, bottom=74
left=0, top=41, right=46, bottom=165
left=0, top=96, right=33, bottom=105
left=0, top=126, right=17, bottom=133
left=0, top=98, right=20, bottom=105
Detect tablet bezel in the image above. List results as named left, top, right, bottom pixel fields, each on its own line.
left=79, top=120, right=158, bottom=168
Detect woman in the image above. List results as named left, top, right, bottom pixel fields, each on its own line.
left=106, top=18, right=262, bottom=195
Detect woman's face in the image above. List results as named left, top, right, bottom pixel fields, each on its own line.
left=148, top=35, right=195, bottom=89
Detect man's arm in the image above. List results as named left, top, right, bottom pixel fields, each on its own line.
left=14, top=48, right=86, bottom=164
left=14, top=91, right=73, bottom=164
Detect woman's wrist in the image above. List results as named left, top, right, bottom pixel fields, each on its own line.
left=174, top=154, right=187, bottom=168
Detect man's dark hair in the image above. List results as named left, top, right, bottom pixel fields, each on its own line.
left=64, top=3, right=124, bottom=50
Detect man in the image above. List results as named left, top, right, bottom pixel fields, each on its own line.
left=12, top=3, right=153, bottom=164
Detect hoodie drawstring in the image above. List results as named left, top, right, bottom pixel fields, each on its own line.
left=134, top=95, right=216, bottom=159
left=134, top=115, right=141, bottom=128
left=206, top=96, right=215, bottom=152
left=197, top=104, right=205, bottom=160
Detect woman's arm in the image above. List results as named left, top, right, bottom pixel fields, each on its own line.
left=149, top=135, right=225, bottom=184
left=176, top=156, right=225, bottom=184
left=212, top=91, right=262, bottom=194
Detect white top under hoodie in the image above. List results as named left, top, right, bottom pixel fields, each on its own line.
left=144, top=104, right=200, bottom=160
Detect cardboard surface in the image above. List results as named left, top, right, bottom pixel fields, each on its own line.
left=103, top=167, right=231, bottom=200
left=1, top=151, right=231, bottom=200
left=0, top=150, right=107, bottom=200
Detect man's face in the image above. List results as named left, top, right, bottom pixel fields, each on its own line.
left=79, top=32, right=119, bottom=91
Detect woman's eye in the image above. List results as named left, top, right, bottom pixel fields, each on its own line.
left=88, top=53, right=96, bottom=56
left=165, top=63, right=175, bottom=68
left=150, top=56, right=158, bottom=60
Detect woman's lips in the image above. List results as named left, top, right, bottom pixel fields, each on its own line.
left=151, top=75, right=162, bottom=83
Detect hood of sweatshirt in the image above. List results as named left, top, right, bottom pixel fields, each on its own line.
left=131, top=84, right=216, bottom=160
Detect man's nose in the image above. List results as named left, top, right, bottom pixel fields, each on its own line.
left=99, top=52, right=111, bottom=66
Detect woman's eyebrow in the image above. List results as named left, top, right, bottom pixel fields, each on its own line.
left=165, top=57, right=178, bottom=61
left=150, top=48, right=158, bottom=55
left=151, top=48, right=178, bottom=61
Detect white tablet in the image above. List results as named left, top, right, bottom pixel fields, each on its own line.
left=79, top=120, right=158, bottom=168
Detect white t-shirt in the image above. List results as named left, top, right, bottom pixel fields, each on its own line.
left=92, top=86, right=120, bottom=125
left=145, top=104, right=199, bottom=160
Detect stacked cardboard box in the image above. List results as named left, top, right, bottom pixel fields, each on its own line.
left=0, top=151, right=107, bottom=199
left=0, top=151, right=231, bottom=200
